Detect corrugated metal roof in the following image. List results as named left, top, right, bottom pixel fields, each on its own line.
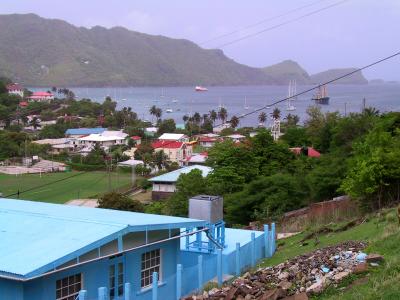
left=65, top=128, right=106, bottom=135
left=0, top=198, right=206, bottom=278
left=149, top=165, right=213, bottom=183
left=158, top=133, right=187, bottom=140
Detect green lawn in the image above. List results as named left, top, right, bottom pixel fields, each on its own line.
left=0, top=171, right=134, bottom=203
left=259, top=209, right=400, bottom=299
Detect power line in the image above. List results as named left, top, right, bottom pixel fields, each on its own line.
left=201, top=0, right=329, bottom=45
left=215, top=0, right=350, bottom=48
left=220, top=50, right=400, bottom=125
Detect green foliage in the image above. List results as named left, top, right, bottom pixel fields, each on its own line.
left=281, top=127, right=310, bottom=147
left=158, top=119, right=176, bottom=134
left=164, top=169, right=208, bottom=217
left=98, top=192, right=144, bottom=212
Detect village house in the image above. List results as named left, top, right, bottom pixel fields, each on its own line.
left=27, top=91, right=54, bottom=102
left=185, top=152, right=208, bottom=166
left=151, top=140, right=192, bottom=166
left=32, top=138, right=75, bottom=154
left=149, top=165, right=212, bottom=200
left=158, top=133, right=189, bottom=142
left=290, top=147, right=321, bottom=158
left=131, top=135, right=142, bottom=145
left=6, top=83, right=24, bottom=98
left=226, top=134, right=246, bottom=143
left=78, top=130, right=128, bottom=152
left=0, top=198, right=275, bottom=300
left=197, top=134, right=221, bottom=148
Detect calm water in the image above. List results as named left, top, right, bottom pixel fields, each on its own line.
left=33, top=84, right=400, bottom=127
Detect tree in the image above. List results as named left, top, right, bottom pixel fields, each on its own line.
left=218, top=107, right=228, bottom=123
left=149, top=105, right=157, bottom=122
left=182, top=115, right=189, bottom=123
left=158, top=119, right=176, bottom=135
left=164, top=170, right=207, bottom=216
left=155, top=108, right=162, bottom=122
left=153, top=150, right=168, bottom=170
left=258, top=112, right=267, bottom=126
left=281, top=127, right=310, bottom=147
left=229, top=115, right=240, bottom=129
left=98, top=192, right=144, bottom=212
left=193, top=112, right=201, bottom=125
left=285, top=114, right=300, bottom=127
left=271, top=108, right=281, bottom=120
left=209, top=110, right=217, bottom=125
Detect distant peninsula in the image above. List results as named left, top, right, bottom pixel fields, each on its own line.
left=0, top=14, right=368, bottom=87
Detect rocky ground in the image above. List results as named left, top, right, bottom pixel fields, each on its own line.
left=184, top=240, right=384, bottom=300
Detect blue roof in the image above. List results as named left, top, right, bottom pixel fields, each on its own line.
left=0, top=198, right=206, bottom=278
left=65, top=127, right=106, bottom=135
left=149, top=165, right=213, bottom=183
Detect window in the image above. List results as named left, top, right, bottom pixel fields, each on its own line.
left=56, top=274, right=82, bottom=300
left=141, top=249, right=161, bottom=288
left=109, top=262, right=124, bottom=299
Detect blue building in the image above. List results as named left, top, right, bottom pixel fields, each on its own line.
left=0, top=197, right=276, bottom=300
left=65, top=128, right=106, bottom=137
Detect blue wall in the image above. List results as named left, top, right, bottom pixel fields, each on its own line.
left=1, top=239, right=180, bottom=300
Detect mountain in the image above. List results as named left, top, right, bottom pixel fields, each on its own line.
left=0, top=14, right=368, bottom=87
left=310, top=68, right=368, bottom=85
left=262, top=60, right=310, bottom=85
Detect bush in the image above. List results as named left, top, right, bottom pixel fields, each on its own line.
left=137, top=178, right=152, bottom=190
left=68, top=162, right=105, bottom=171
left=98, top=192, right=144, bottom=212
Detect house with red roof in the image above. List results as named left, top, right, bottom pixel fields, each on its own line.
left=27, top=91, right=54, bottom=102
left=151, top=140, right=193, bottom=166
left=131, top=135, right=142, bottom=145
left=6, top=83, right=24, bottom=98
left=290, top=147, right=321, bottom=158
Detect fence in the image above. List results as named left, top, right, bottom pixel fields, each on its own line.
left=76, top=224, right=276, bottom=300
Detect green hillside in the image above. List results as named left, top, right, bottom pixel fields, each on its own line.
left=262, top=59, right=310, bottom=85
left=310, top=68, right=368, bottom=85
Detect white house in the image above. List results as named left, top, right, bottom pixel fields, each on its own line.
left=149, top=165, right=213, bottom=200
left=78, top=131, right=128, bottom=150
left=226, top=134, right=246, bottom=143
left=6, top=83, right=24, bottom=98
left=27, top=92, right=54, bottom=102
left=158, top=133, right=189, bottom=142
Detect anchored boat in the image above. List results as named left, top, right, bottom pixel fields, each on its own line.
left=312, top=85, right=330, bottom=105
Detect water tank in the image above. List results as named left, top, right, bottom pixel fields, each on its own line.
left=189, top=195, right=223, bottom=223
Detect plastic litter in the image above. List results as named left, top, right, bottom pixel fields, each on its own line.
left=356, top=252, right=367, bottom=262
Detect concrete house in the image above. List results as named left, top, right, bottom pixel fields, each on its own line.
left=6, top=83, right=24, bottom=98
left=151, top=141, right=193, bottom=166
left=149, top=165, right=212, bottom=200
left=158, top=133, right=189, bottom=143
left=27, top=92, right=54, bottom=102
left=0, top=198, right=276, bottom=300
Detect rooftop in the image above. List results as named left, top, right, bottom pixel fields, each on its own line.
left=0, top=198, right=206, bottom=278
left=149, top=165, right=212, bottom=183
left=65, top=127, right=106, bottom=135
left=152, top=140, right=184, bottom=149
left=158, top=133, right=187, bottom=140
left=79, top=133, right=126, bottom=142
left=6, top=83, right=23, bottom=91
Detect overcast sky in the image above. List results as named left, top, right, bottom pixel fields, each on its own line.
left=1, top=0, right=400, bottom=80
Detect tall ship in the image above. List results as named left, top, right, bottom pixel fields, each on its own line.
left=286, top=80, right=296, bottom=111
left=195, top=86, right=208, bottom=92
left=312, top=85, right=329, bottom=105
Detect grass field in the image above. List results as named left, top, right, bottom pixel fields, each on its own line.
left=0, top=171, right=134, bottom=203
left=260, top=209, right=400, bottom=299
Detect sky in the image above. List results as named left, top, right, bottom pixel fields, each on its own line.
left=1, top=0, right=400, bottom=80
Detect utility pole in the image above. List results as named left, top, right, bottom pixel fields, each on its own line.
left=108, top=158, right=112, bottom=192
left=362, top=97, right=366, bottom=111
left=344, top=102, right=347, bottom=117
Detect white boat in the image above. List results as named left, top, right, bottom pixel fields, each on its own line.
left=244, top=96, right=249, bottom=110
left=166, top=108, right=173, bottom=113
left=286, top=80, right=297, bottom=111
left=172, top=99, right=179, bottom=103
left=195, top=86, right=208, bottom=92
left=121, top=98, right=127, bottom=101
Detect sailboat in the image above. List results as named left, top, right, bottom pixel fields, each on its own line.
left=312, top=84, right=329, bottom=105
left=244, top=96, right=249, bottom=110
left=286, top=80, right=296, bottom=111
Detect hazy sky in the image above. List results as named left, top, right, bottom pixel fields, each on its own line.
left=1, top=0, right=400, bottom=80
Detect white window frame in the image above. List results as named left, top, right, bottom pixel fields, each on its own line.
left=140, top=249, right=162, bottom=289
left=56, top=273, right=82, bottom=300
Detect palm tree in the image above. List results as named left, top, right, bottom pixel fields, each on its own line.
left=285, top=113, right=300, bottom=127
left=258, top=112, right=267, bottom=126
left=155, top=108, right=162, bottom=122
left=209, top=110, right=217, bottom=125
left=230, top=115, right=240, bottom=129
left=218, top=107, right=228, bottom=123
left=193, top=112, right=201, bottom=125
left=271, top=108, right=281, bottom=120
left=149, top=105, right=157, bottom=122
left=182, top=115, right=189, bottom=123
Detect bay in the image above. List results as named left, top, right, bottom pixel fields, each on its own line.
left=32, top=84, right=400, bottom=127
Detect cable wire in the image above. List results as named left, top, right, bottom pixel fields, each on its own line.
left=215, top=0, right=350, bottom=48
left=201, top=0, right=330, bottom=45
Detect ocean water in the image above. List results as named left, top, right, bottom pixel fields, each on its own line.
left=34, top=84, right=400, bottom=127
